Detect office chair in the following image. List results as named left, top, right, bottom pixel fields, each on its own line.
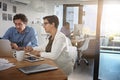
left=77, top=37, right=90, bottom=65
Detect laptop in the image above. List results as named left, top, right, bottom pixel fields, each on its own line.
left=0, top=39, right=13, bottom=57
left=18, top=64, right=58, bottom=74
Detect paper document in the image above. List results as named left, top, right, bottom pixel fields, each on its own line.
left=0, top=58, right=15, bottom=71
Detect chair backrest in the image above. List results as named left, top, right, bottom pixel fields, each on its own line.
left=82, top=38, right=96, bottom=58
left=78, top=37, right=90, bottom=51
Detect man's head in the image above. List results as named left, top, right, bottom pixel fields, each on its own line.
left=63, top=22, right=70, bottom=29
left=13, top=13, right=28, bottom=33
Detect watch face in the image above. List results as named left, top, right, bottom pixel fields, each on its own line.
left=17, top=41, right=23, bottom=47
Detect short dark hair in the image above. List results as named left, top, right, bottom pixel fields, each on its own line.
left=43, top=15, right=59, bottom=29
left=63, top=22, right=70, bottom=26
left=13, top=13, right=28, bottom=24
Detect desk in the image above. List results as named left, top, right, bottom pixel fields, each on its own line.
left=112, top=40, right=120, bottom=47
left=100, top=46, right=120, bottom=51
left=0, top=57, right=67, bottom=80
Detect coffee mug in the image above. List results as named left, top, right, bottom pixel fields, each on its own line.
left=13, top=51, right=25, bottom=61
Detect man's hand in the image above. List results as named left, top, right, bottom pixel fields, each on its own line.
left=11, top=43, right=19, bottom=50
left=11, top=43, right=24, bottom=50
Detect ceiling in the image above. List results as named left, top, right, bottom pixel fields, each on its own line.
left=9, top=0, right=120, bottom=5
left=10, top=0, right=98, bottom=5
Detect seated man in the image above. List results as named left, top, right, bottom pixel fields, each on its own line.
left=60, top=22, right=71, bottom=38
left=2, top=13, right=38, bottom=50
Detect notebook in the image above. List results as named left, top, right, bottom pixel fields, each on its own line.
left=18, top=64, right=58, bottom=74
left=0, top=39, right=13, bottom=57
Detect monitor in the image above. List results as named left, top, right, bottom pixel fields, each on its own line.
left=73, top=24, right=83, bottom=36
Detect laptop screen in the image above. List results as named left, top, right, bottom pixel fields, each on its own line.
left=0, top=39, right=13, bottom=57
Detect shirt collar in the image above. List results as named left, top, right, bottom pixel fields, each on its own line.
left=14, top=26, right=29, bottom=34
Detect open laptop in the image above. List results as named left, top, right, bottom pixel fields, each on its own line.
left=0, top=39, right=13, bottom=57
left=18, top=64, right=58, bottom=74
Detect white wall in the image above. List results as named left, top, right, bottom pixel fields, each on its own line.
left=83, top=5, right=97, bottom=35
left=0, top=0, right=15, bottom=36
left=54, top=5, right=63, bottom=31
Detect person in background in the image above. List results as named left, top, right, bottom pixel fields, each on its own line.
left=24, top=15, right=74, bottom=75
left=60, top=22, right=71, bottom=38
left=2, top=13, right=38, bottom=50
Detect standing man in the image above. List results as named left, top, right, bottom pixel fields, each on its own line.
left=3, top=13, right=38, bottom=50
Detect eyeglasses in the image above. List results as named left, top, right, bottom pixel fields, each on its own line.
left=42, top=22, right=49, bottom=26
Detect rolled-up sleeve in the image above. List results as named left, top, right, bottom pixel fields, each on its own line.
left=27, top=27, right=38, bottom=47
